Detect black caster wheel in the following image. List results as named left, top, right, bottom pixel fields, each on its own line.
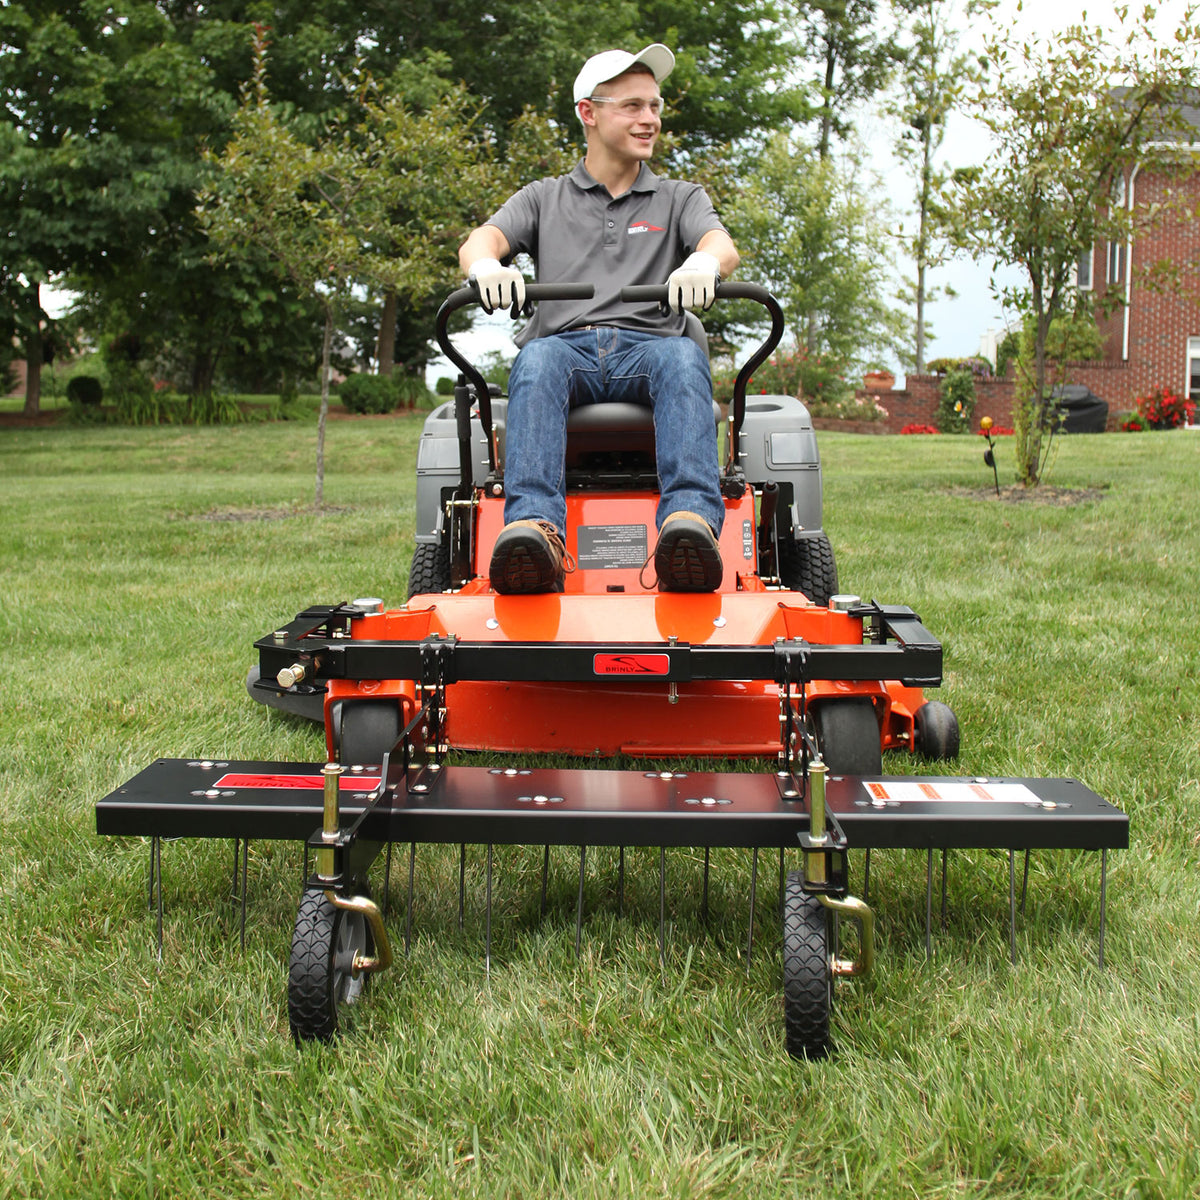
left=783, top=870, right=833, bottom=1061
left=914, top=700, right=960, bottom=760
left=813, top=698, right=882, bottom=775
left=333, top=699, right=403, bottom=767
left=288, top=888, right=371, bottom=1044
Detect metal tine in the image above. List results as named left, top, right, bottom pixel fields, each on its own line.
left=149, top=836, right=164, bottom=963
left=540, top=845, right=550, bottom=918
left=925, top=847, right=934, bottom=959
left=746, top=847, right=759, bottom=977
left=1008, top=849, right=1018, bottom=965
left=701, top=847, right=710, bottom=922
left=239, top=839, right=249, bottom=950
left=617, top=846, right=625, bottom=917
left=459, top=844, right=467, bottom=931
left=1098, top=847, right=1108, bottom=970
left=485, top=842, right=494, bottom=977
left=658, top=847, right=666, bottom=973
left=405, top=842, right=416, bottom=957
left=382, top=842, right=394, bottom=919
left=575, top=846, right=587, bottom=957
left=863, top=848, right=871, bottom=904
left=1020, top=849, right=1031, bottom=916
left=230, top=838, right=241, bottom=899
left=941, top=848, right=949, bottom=929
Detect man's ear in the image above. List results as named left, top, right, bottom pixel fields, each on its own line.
left=577, top=99, right=597, bottom=128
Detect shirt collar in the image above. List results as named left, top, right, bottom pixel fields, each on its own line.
left=569, top=160, right=661, bottom=195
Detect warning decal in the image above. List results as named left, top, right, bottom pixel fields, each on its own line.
left=576, top=524, right=648, bottom=570
left=862, top=780, right=1043, bottom=805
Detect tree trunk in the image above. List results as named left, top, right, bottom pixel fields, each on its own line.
left=315, top=304, right=334, bottom=509
left=22, top=283, right=42, bottom=419
left=375, top=289, right=397, bottom=376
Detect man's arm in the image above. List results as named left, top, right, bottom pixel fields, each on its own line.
left=665, top=228, right=740, bottom=313
left=696, top=229, right=739, bottom=280
left=458, top=225, right=524, bottom=314
left=459, top=224, right=512, bottom=276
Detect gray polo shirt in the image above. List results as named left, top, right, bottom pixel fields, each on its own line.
left=486, top=161, right=727, bottom=345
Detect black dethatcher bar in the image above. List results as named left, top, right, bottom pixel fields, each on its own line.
left=98, top=759, right=1128, bottom=853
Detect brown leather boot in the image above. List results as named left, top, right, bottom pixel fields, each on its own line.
left=489, top=520, right=573, bottom=594
left=653, top=511, right=722, bottom=592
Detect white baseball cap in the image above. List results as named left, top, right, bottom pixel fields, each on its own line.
left=572, top=43, right=675, bottom=107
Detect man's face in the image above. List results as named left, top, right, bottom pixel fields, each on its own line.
left=580, top=70, right=662, bottom=162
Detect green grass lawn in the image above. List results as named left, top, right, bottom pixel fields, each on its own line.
left=1, top=419, right=1197, bottom=1198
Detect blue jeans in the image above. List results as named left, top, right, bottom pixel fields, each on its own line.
left=503, top=329, right=724, bottom=536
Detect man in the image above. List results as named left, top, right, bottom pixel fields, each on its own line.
left=458, top=42, right=740, bottom=594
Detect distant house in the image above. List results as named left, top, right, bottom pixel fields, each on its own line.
left=1083, top=94, right=1200, bottom=409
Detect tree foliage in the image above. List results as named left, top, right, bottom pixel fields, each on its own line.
left=952, top=3, right=1200, bottom=484
left=730, top=131, right=906, bottom=392
left=198, top=30, right=511, bottom=503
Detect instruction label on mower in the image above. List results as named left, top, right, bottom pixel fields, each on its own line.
left=576, top=524, right=648, bottom=570
left=862, top=780, right=1044, bottom=806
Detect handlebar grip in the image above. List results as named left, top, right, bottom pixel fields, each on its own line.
left=620, top=281, right=775, bottom=305
left=525, top=283, right=595, bottom=301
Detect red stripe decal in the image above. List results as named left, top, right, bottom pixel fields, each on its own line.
left=214, top=773, right=381, bottom=791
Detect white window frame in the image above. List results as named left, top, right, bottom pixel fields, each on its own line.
left=1107, top=239, right=1125, bottom=285
left=1187, top=337, right=1200, bottom=400
left=1076, top=247, right=1093, bottom=290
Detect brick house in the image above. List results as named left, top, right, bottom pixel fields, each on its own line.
left=870, top=98, right=1200, bottom=433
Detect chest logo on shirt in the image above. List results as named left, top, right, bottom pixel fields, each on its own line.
left=627, top=223, right=665, bottom=236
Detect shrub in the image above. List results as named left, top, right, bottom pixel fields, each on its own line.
left=66, top=375, right=104, bottom=407
left=339, top=373, right=397, bottom=415
left=716, top=344, right=853, bottom=408
left=1132, top=386, right=1194, bottom=430
left=901, top=423, right=939, bottom=435
left=936, top=367, right=976, bottom=433
left=435, top=376, right=455, bottom=396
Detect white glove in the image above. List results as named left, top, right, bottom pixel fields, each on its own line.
left=665, top=251, right=721, bottom=312
left=468, top=257, right=526, bottom=316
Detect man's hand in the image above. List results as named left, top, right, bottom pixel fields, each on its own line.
left=468, top=257, right=526, bottom=316
left=665, top=251, right=721, bottom=312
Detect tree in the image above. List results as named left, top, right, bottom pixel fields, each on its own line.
left=198, top=31, right=500, bottom=505
left=952, top=4, right=1200, bottom=485
left=729, top=131, right=907, bottom=388
left=794, top=0, right=904, bottom=160
left=0, top=0, right=210, bottom=415
left=888, top=0, right=977, bottom=373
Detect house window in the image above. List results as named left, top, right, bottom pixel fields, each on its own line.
left=1107, top=239, right=1125, bottom=285
left=1077, top=247, right=1093, bottom=290
left=1188, top=337, right=1200, bottom=399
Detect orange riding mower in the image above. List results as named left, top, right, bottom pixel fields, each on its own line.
left=99, top=284, right=1126, bottom=1058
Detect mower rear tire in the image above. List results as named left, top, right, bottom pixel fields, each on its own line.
left=335, top=699, right=402, bottom=767
left=783, top=871, right=833, bottom=1060
left=914, top=700, right=960, bottom=760
left=814, top=698, right=882, bottom=775
left=407, top=540, right=452, bottom=599
left=778, top=533, right=838, bottom=608
left=288, top=888, right=372, bottom=1044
